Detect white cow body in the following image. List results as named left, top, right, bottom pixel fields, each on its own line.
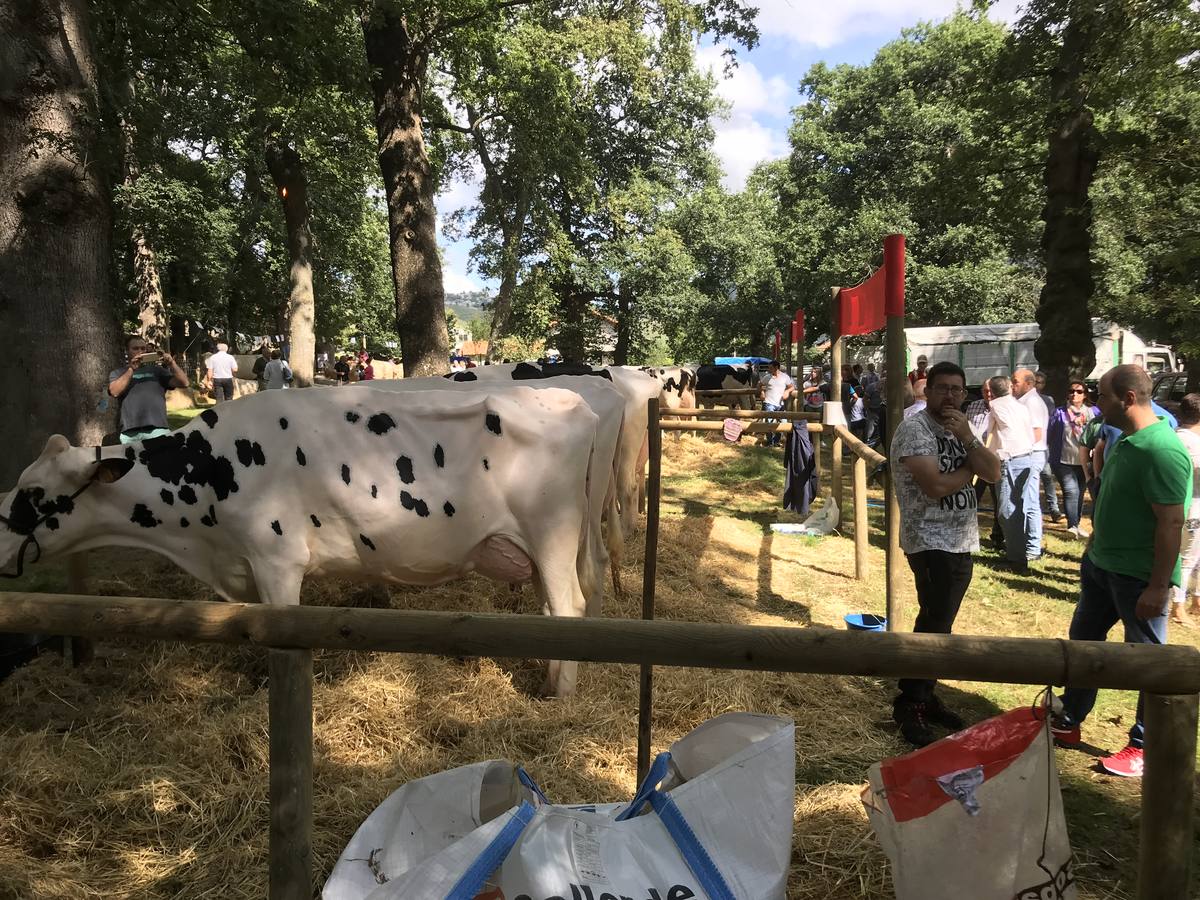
left=0, top=387, right=599, bottom=695
left=356, top=375, right=624, bottom=615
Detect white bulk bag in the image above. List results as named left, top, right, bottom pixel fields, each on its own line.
left=863, top=706, right=1076, bottom=900
left=324, top=712, right=795, bottom=900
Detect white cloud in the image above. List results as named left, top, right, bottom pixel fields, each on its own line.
left=695, top=47, right=791, bottom=190
left=750, top=0, right=1025, bottom=49
left=443, top=268, right=479, bottom=293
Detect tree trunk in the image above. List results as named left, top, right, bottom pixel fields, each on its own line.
left=614, top=284, right=631, bottom=366
left=117, top=77, right=167, bottom=347
left=1033, top=9, right=1099, bottom=404
left=487, top=182, right=530, bottom=362
left=0, top=0, right=119, bottom=487
left=361, top=7, right=449, bottom=377
left=265, top=141, right=315, bottom=387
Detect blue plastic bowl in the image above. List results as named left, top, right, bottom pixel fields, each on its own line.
left=844, top=613, right=887, bottom=632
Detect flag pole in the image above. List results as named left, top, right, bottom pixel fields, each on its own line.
left=883, top=234, right=906, bottom=633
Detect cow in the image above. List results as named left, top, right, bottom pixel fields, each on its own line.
left=359, top=375, right=624, bottom=615
left=695, top=363, right=758, bottom=410
left=643, top=366, right=698, bottom=415
left=0, top=387, right=599, bottom=696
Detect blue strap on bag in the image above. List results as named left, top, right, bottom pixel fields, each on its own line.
left=445, top=801, right=536, bottom=900
left=614, top=751, right=736, bottom=900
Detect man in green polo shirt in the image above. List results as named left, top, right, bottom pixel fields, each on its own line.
left=1052, top=365, right=1191, bottom=777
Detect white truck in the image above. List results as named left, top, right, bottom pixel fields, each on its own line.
left=856, top=320, right=1175, bottom=387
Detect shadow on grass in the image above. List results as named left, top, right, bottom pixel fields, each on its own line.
left=756, top=528, right=812, bottom=625
left=989, top=573, right=1080, bottom=604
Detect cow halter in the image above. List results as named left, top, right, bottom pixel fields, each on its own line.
left=0, top=447, right=103, bottom=580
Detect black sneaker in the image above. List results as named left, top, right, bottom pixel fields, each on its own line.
left=894, top=701, right=936, bottom=747
left=926, top=696, right=964, bottom=730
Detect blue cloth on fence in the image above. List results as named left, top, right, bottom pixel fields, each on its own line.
left=782, top=422, right=818, bottom=516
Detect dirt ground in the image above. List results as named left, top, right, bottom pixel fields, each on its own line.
left=0, top=433, right=1196, bottom=898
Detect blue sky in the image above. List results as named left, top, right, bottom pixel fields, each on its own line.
left=436, top=0, right=1023, bottom=293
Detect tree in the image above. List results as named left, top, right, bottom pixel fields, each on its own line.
left=0, top=0, right=121, bottom=486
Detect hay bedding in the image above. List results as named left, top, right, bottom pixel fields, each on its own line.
left=0, top=436, right=964, bottom=899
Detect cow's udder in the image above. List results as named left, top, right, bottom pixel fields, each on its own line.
left=468, top=535, right=533, bottom=583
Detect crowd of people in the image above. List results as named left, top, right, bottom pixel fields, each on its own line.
left=887, top=360, right=1200, bottom=782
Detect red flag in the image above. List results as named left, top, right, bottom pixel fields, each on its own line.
left=791, top=309, right=805, bottom=345
left=836, top=267, right=886, bottom=336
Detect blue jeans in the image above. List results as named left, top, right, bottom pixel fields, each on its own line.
left=1040, top=459, right=1060, bottom=515
left=1025, top=451, right=1046, bottom=558
left=997, top=455, right=1038, bottom=563
left=1059, top=555, right=1167, bottom=748
left=762, top=402, right=783, bottom=446
left=1055, top=464, right=1085, bottom=529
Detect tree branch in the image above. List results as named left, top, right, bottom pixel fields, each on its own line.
left=432, top=0, right=534, bottom=38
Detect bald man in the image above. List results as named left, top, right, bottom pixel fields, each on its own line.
left=1052, top=365, right=1192, bottom=777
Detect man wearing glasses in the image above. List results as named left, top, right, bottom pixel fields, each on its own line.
left=890, top=361, right=1002, bottom=746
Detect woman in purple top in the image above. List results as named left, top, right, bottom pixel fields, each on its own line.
left=1046, top=379, right=1098, bottom=539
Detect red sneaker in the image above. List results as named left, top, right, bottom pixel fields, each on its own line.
left=1099, top=745, right=1144, bottom=778
left=1049, top=716, right=1081, bottom=746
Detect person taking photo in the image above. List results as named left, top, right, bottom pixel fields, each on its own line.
left=107, top=336, right=188, bottom=444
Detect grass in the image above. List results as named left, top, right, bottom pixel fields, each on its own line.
left=0, top=431, right=1195, bottom=898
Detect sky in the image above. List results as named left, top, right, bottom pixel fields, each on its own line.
left=436, top=0, right=1025, bottom=294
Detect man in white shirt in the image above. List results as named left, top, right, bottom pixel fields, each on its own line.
left=1012, top=368, right=1049, bottom=560
left=758, top=360, right=796, bottom=447
left=989, top=374, right=1037, bottom=571
left=205, top=342, right=239, bottom=403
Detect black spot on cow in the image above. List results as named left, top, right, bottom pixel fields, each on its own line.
left=482, top=458, right=489, bottom=471
left=399, top=491, right=429, bottom=516
left=45, top=517, right=60, bottom=531
left=443, top=501, right=455, bottom=517
left=279, top=417, right=289, bottom=430
left=160, top=489, right=174, bottom=506
left=235, top=439, right=266, bottom=467
left=485, top=413, right=502, bottom=435
left=124, top=447, right=136, bottom=462
left=449, top=371, right=477, bottom=382
left=36, top=494, right=74, bottom=518
left=359, top=534, right=376, bottom=550
left=310, top=514, right=321, bottom=528
left=433, top=444, right=444, bottom=468
left=367, top=413, right=396, bottom=435
left=413, top=498, right=429, bottom=517
left=200, top=504, right=218, bottom=527
left=131, top=504, right=158, bottom=528
left=400, top=490, right=415, bottom=511
left=271, top=520, right=282, bottom=536
left=178, top=485, right=197, bottom=505
left=341, top=464, right=351, bottom=485
left=370, top=484, right=378, bottom=499
left=345, top=411, right=361, bottom=424
left=179, top=517, right=189, bottom=528
left=296, top=447, right=306, bottom=466
left=199, top=409, right=219, bottom=429
left=137, top=431, right=239, bottom=501
left=3, top=489, right=42, bottom=535
left=395, top=456, right=414, bottom=484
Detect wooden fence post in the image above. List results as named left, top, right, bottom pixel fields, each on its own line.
left=637, top=398, right=661, bottom=784
left=1137, top=692, right=1198, bottom=899
left=65, top=554, right=93, bottom=666
left=884, top=235, right=906, bottom=632
left=853, top=454, right=868, bottom=580
left=269, top=647, right=313, bottom=900
left=830, top=294, right=844, bottom=525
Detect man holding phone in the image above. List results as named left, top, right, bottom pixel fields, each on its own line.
left=108, top=335, right=188, bottom=444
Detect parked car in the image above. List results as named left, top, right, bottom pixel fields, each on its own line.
left=1152, top=371, right=1192, bottom=419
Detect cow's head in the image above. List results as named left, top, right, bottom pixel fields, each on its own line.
left=0, top=435, right=133, bottom=578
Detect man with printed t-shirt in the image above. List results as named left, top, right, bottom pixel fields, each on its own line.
left=890, top=361, right=1002, bottom=746
left=1051, top=365, right=1192, bottom=777
left=108, top=335, right=187, bottom=444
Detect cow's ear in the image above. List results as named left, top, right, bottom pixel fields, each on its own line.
left=92, top=458, right=134, bottom=484
left=41, top=434, right=71, bottom=459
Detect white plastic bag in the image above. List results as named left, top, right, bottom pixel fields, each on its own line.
left=863, top=706, right=1076, bottom=900
left=324, top=712, right=795, bottom=900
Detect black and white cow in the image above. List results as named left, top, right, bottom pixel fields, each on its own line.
left=0, top=387, right=600, bottom=696
left=360, top=374, right=624, bottom=614
left=694, top=364, right=758, bottom=410
left=642, top=366, right=698, bottom=415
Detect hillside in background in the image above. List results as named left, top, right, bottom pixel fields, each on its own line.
left=446, top=291, right=491, bottom=323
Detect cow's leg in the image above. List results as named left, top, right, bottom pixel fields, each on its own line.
left=527, top=534, right=589, bottom=698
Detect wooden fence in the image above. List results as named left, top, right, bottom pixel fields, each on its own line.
left=0, top=399, right=1195, bottom=898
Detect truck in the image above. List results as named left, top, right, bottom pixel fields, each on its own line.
left=855, top=320, right=1175, bottom=387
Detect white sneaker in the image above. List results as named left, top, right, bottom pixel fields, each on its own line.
left=1075, top=526, right=1090, bottom=539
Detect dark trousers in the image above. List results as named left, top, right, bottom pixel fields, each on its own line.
left=898, top=550, right=974, bottom=703
left=1060, top=555, right=1166, bottom=748
left=213, top=378, right=235, bottom=402
left=1055, top=464, right=1086, bottom=529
